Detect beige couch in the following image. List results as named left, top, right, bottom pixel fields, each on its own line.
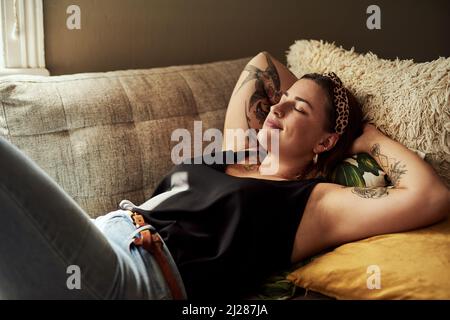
left=0, top=58, right=337, bottom=300
left=0, top=57, right=249, bottom=218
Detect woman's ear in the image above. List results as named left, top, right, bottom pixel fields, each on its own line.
left=315, top=133, right=339, bottom=153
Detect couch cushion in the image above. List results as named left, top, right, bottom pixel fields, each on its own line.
left=0, top=58, right=249, bottom=217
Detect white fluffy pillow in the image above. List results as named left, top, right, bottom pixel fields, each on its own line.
left=286, top=40, right=450, bottom=187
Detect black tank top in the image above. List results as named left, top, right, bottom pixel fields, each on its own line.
left=143, top=150, right=326, bottom=299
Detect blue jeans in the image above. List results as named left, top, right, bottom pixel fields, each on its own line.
left=0, top=137, right=186, bottom=300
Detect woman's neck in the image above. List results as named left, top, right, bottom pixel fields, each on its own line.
left=258, top=151, right=317, bottom=180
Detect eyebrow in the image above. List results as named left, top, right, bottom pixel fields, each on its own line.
left=284, top=91, right=314, bottom=111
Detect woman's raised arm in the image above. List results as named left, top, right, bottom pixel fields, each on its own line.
left=308, top=123, right=449, bottom=255
left=222, top=51, right=298, bottom=151
left=349, top=123, right=449, bottom=194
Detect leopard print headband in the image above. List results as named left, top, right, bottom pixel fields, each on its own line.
left=323, top=72, right=350, bottom=135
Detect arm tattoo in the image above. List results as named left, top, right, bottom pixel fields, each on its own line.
left=370, top=143, right=380, bottom=157
left=235, top=52, right=282, bottom=128
left=370, top=143, right=407, bottom=187
left=350, top=186, right=389, bottom=199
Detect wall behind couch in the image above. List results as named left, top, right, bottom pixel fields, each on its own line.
left=43, top=0, right=450, bottom=75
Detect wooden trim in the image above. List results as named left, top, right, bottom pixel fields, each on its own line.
left=0, top=0, right=49, bottom=75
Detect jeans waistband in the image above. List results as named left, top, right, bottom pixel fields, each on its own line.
left=119, top=200, right=187, bottom=300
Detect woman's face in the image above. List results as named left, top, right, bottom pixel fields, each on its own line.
left=258, top=79, right=332, bottom=160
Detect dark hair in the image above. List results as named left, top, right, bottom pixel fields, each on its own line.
left=300, top=73, right=365, bottom=178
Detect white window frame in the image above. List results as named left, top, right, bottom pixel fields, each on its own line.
left=0, top=0, right=49, bottom=76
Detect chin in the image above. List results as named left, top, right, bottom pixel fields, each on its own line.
left=257, top=128, right=280, bottom=154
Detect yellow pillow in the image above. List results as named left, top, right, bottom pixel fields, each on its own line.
left=287, top=216, right=450, bottom=299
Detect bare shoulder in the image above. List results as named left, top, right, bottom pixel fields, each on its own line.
left=290, top=182, right=335, bottom=262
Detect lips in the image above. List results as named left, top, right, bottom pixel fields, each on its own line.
left=265, top=117, right=283, bottom=130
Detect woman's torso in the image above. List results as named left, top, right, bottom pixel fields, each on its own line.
left=143, top=149, right=327, bottom=298
left=223, top=149, right=329, bottom=263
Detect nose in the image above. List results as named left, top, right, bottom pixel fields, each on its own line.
left=271, top=101, right=289, bottom=118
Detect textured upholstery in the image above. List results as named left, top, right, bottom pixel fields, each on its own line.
left=0, top=58, right=249, bottom=217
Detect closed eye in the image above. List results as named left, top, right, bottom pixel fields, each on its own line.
left=282, top=91, right=308, bottom=115
left=295, top=107, right=307, bottom=114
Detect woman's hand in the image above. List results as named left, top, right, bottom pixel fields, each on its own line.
left=348, top=122, right=385, bottom=155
